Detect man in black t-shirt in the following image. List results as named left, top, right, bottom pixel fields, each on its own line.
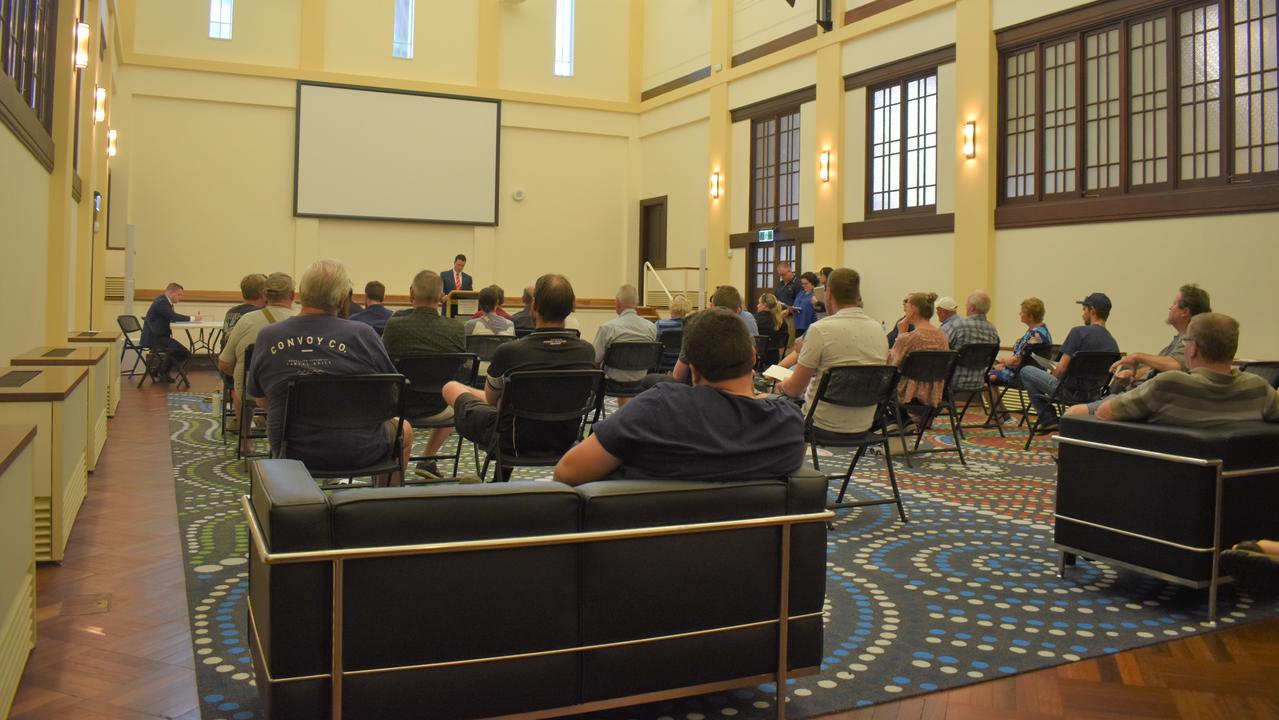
left=554, top=308, right=806, bottom=485
left=441, top=274, right=595, bottom=465
left=221, top=273, right=268, bottom=348
left=1018, top=292, right=1120, bottom=427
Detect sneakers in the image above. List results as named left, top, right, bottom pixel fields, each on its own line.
left=413, top=459, right=441, bottom=480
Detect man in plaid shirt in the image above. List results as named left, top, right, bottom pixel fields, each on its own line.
left=944, top=291, right=1000, bottom=391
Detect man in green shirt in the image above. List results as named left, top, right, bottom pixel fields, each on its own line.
left=1067, top=312, right=1279, bottom=427
left=382, top=270, right=466, bottom=477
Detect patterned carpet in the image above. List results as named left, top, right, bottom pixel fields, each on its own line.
left=168, top=392, right=1279, bottom=720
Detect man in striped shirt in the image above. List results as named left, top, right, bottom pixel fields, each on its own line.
left=1067, top=312, right=1278, bottom=426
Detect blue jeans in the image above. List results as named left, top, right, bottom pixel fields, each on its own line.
left=1018, top=365, right=1060, bottom=423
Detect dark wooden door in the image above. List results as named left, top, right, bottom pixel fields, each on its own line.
left=639, top=196, right=667, bottom=290
left=748, top=239, right=797, bottom=308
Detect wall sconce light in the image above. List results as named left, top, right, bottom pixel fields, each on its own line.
left=818, top=150, right=831, bottom=182
left=94, top=86, right=107, bottom=123
left=963, top=121, right=976, bottom=159
left=74, top=23, right=91, bottom=69
left=107, top=129, right=118, bottom=157
left=710, top=171, right=720, bottom=199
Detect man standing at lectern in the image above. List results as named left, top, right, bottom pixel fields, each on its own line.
left=441, top=254, right=473, bottom=294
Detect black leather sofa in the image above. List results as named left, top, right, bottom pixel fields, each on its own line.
left=1054, top=416, right=1279, bottom=620
left=245, top=459, right=831, bottom=720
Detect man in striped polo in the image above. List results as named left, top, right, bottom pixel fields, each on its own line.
left=1066, top=312, right=1278, bottom=426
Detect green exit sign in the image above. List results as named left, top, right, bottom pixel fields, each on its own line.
left=758, top=229, right=774, bottom=242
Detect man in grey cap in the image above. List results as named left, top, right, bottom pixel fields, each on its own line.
left=218, top=272, right=298, bottom=433
left=1017, top=292, right=1119, bottom=429
left=936, top=296, right=959, bottom=333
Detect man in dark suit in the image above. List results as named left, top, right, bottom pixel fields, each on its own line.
left=441, top=254, right=473, bottom=294
left=141, top=282, right=193, bottom=381
left=350, top=280, right=394, bottom=333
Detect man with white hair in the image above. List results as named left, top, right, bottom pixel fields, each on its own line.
left=592, top=284, right=658, bottom=401
left=248, top=259, right=411, bottom=481
left=943, top=290, right=1001, bottom=391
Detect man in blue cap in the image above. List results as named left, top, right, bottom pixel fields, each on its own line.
left=1017, top=292, right=1119, bottom=430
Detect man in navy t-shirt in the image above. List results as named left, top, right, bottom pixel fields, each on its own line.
left=554, top=307, right=806, bottom=485
left=1018, top=291, right=1120, bottom=427
left=248, top=259, right=410, bottom=477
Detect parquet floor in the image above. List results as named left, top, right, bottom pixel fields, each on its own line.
left=9, top=367, right=1279, bottom=719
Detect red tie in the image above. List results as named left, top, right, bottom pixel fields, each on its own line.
left=455, top=272, right=461, bottom=290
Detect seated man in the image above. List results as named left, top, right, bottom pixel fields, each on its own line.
left=221, top=273, right=267, bottom=346
left=383, top=270, right=467, bottom=479
left=776, top=268, right=889, bottom=433
left=1108, top=283, right=1211, bottom=394
left=140, top=282, right=193, bottom=381
left=466, top=285, right=516, bottom=336
left=554, top=308, right=805, bottom=485
left=592, top=284, right=657, bottom=399
left=510, top=285, right=535, bottom=333
left=441, top=274, right=596, bottom=476
left=470, top=285, right=513, bottom=320
left=670, top=285, right=757, bottom=381
left=218, top=272, right=297, bottom=433
left=349, top=280, right=394, bottom=332
left=247, top=259, right=411, bottom=480
left=1018, top=292, right=1119, bottom=429
left=944, top=290, right=1001, bottom=392
left=1067, top=312, right=1278, bottom=426
left=935, top=296, right=958, bottom=333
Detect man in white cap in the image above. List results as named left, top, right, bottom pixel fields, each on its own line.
left=936, top=296, right=959, bottom=334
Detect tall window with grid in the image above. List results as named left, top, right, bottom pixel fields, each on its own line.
left=1, top=0, right=59, bottom=134
left=998, top=0, right=1278, bottom=214
left=750, top=108, right=801, bottom=229
left=392, top=0, right=414, bottom=59
left=869, top=71, right=938, bottom=213
left=209, top=0, right=233, bottom=40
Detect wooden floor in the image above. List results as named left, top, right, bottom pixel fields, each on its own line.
left=9, top=368, right=1279, bottom=719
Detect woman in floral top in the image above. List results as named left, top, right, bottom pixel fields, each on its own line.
left=890, top=292, right=950, bottom=408
left=989, top=297, right=1051, bottom=384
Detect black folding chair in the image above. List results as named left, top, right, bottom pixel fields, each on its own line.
left=219, top=369, right=235, bottom=443
left=1023, top=351, right=1122, bottom=449
left=236, top=344, right=271, bottom=468
left=948, top=343, right=1001, bottom=438
left=466, top=334, right=517, bottom=388
left=892, top=350, right=963, bottom=468
left=754, top=335, right=770, bottom=373
left=1241, top=361, right=1279, bottom=390
left=804, top=365, right=907, bottom=524
left=394, top=353, right=479, bottom=479
left=596, top=341, right=663, bottom=414
left=275, top=374, right=407, bottom=488
left=117, top=315, right=147, bottom=377
left=478, top=369, right=604, bottom=482
left=656, top=328, right=683, bottom=373
left=986, top=342, right=1061, bottom=434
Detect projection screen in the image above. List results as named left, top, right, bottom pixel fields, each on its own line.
left=294, top=82, right=500, bottom=225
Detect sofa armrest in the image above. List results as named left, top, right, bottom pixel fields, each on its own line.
left=250, top=459, right=331, bottom=553
left=1059, top=415, right=1279, bottom=470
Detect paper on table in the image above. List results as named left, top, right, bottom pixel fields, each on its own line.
left=762, top=365, right=793, bottom=382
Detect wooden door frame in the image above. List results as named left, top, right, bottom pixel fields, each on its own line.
left=638, top=196, right=668, bottom=290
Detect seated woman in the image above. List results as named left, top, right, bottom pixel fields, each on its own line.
left=792, top=272, right=820, bottom=337
left=890, top=292, right=949, bottom=411
left=754, top=293, right=787, bottom=366
left=464, top=285, right=516, bottom=337
left=655, top=294, right=690, bottom=371
left=989, top=297, right=1051, bottom=384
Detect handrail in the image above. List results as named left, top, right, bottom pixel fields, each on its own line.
left=643, top=261, right=675, bottom=305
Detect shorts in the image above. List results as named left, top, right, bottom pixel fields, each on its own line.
left=453, top=394, right=498, bottom=450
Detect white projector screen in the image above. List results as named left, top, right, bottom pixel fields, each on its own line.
left=294, top=82, right=500, bottom=225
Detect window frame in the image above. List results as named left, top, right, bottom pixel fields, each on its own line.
left=996, top=0, right=1279, bottom=223
left=749, top=106, right=802, bottom=231
left=0, top=0, right=59, bottom=170
left=865, top=68, right=941, bottom=218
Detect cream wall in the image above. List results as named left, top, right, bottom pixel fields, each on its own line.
left=499, top=0, right=631, bottom=102
left=131, top=0, right=301, bottom=67
left=845, top=234, right=955, bottom=328
left=640, top=119, right=711, bottom=269
left=0, top=131, right=51, bottom=359
left=993, top=0, right=1094, bottom=30
left=643, top=0, right=711, bottom=89
left=995, top=214, right=1279, bottom=360
left=733, top=0, right=816, bottom=56
left=324, top=2, right=478, bottom=86
left=840, top=6, right=956, bottom=74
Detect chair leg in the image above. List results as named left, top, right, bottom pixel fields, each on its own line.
left=895, top=403, right=914, bottom=468
left=883, top=440, right=907, bottom=523
left=810, top=437, right=821, bottom=472
left=1023, top=410, right=1040, bottom=451
left=947, top=398, right=967, bottom=466
left=835, top=446, right=867, bottom=505
left=988, top=385, right=1007, bottom=438
left=479, top=452, right=491, bottom=481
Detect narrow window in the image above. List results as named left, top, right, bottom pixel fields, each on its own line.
left=1084, top=27, right=1122, bottom=191
left=393, top=0, right=414, bottom=59
left=1129, top=17, right=1170, bottom=186
left=1004, top=49, right=1037, bottom=198
left=870, top=84, right=902, bottom=211
left=1044, top=39, right=1078, bottom=194
left=750, top=109, right=801, bottom=228
left=869, top=72, right=938, bottom=213
left=1179, top=4, right=1222, bottom=180
left=554, top=0, right=574, bottom=77
left=209, top=0, right=234, bottom=40
left=1231, top=0, right=1278, bottom=176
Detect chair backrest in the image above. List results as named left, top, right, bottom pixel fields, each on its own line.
left=658, top=329, right=683, bottom=354
left=279, top=374, right=406, bottom=459
left=602, top=341, right=664, bottom=374
left=1026, top=342, right=1061, bottom=361
left=466, top=334, right=516, bottom=361
left=1058, top=351, right=1122, bottom=401
left=951, top=343, right=1000, bottom=390
left=117, top=314, right=142, bottom=340
left=899, top=350, right=958, bottom=384
left=1241, top=361, right=1279, bottom=390
left=805, top=365, right=898, bottom=433
left=514, top=327, right=534, bottom=338
left=494, top=369, right=604, bottom=460
left=394, top=353, right=479, bottom=419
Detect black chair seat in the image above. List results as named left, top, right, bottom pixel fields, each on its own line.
left=1023, top=350, right=1122, bottom=449
left=395, top=353, right=479, bottom=478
